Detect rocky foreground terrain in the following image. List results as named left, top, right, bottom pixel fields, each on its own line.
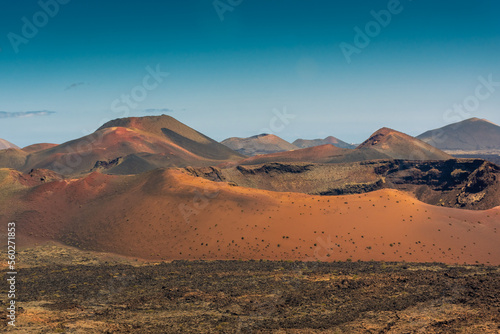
left=1, top=244, right=499, bottom=333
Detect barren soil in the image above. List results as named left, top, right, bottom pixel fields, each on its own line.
left=1, top=244, right=499, bottom=333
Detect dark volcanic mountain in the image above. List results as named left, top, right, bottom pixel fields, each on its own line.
left=293, top=136, right=355, bottom=149
left=357, top=128, right=453, bottom=160
left=417, top=118, right=500, bottom=150
left=221, top=134, right=298, bottom=156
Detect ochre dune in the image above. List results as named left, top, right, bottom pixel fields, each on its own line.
left=4, top=168, right=498, bottom=265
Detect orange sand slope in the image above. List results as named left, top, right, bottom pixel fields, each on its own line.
left=4, top=168, right=500, bottom=265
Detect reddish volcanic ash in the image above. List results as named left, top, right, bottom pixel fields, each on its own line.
left=2, top=168, right=498, bottom=265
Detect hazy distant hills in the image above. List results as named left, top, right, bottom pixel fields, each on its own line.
left=221, top=134, right=355, bottom=157
left=417, top=118, right=500, bottom=150
left=0, top=138, right=18, bottom=150
left=293, top=136, right=355, bottom=149
left=222, top=128, right=452, bottom=162
left=417, top=118, right=500, bottom=164
left=221, top=134, right=298, bottom=156
left=0, top=116, right=458, bottom=175
left=220, top=128, right=452, bottom=167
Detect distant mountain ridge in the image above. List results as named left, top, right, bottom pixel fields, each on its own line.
left=221, top=134, right=298, bottom=156
left=417, top=118, right=500, bottom=151
left=0, top=116, right=481, bottom=176
left=0, top=138, right=19, bottom=150
left=293, top=136, right=355, bottom=149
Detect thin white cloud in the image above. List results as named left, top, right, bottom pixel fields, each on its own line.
left=0, top=110, right=56, bottom=118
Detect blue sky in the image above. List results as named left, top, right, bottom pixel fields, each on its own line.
left=1, top=0, right=499, bottom=147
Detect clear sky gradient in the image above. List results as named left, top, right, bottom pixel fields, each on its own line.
left=1, top=0, right=499, bottom=147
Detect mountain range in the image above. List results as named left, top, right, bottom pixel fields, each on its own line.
left=293, top=136, right=355, bottom=149
left=1, top=115, right=499, bottom=265
left=221, top=134, right=299, bottom=156
left=1, top=115, right=244, bottom=175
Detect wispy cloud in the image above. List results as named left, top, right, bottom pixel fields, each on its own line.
left=65, top=82, right=86, bottom=91
left=0, top=110, right=56, bottom=118
left=142, top=108, right=175, bottom=113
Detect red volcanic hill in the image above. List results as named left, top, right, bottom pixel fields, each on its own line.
left=0, top=138, right=19, bottom=150
left=1, top=167, right=499, bottom=265
left=21, top=115, right=244, bottom=175
left=357, top=128, right=453, bottom=160
left=418, top=118, right=500, bottom=151
left=221, top=134, right=298, bottom=156
left=293, top=136, right=355, bottom=149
